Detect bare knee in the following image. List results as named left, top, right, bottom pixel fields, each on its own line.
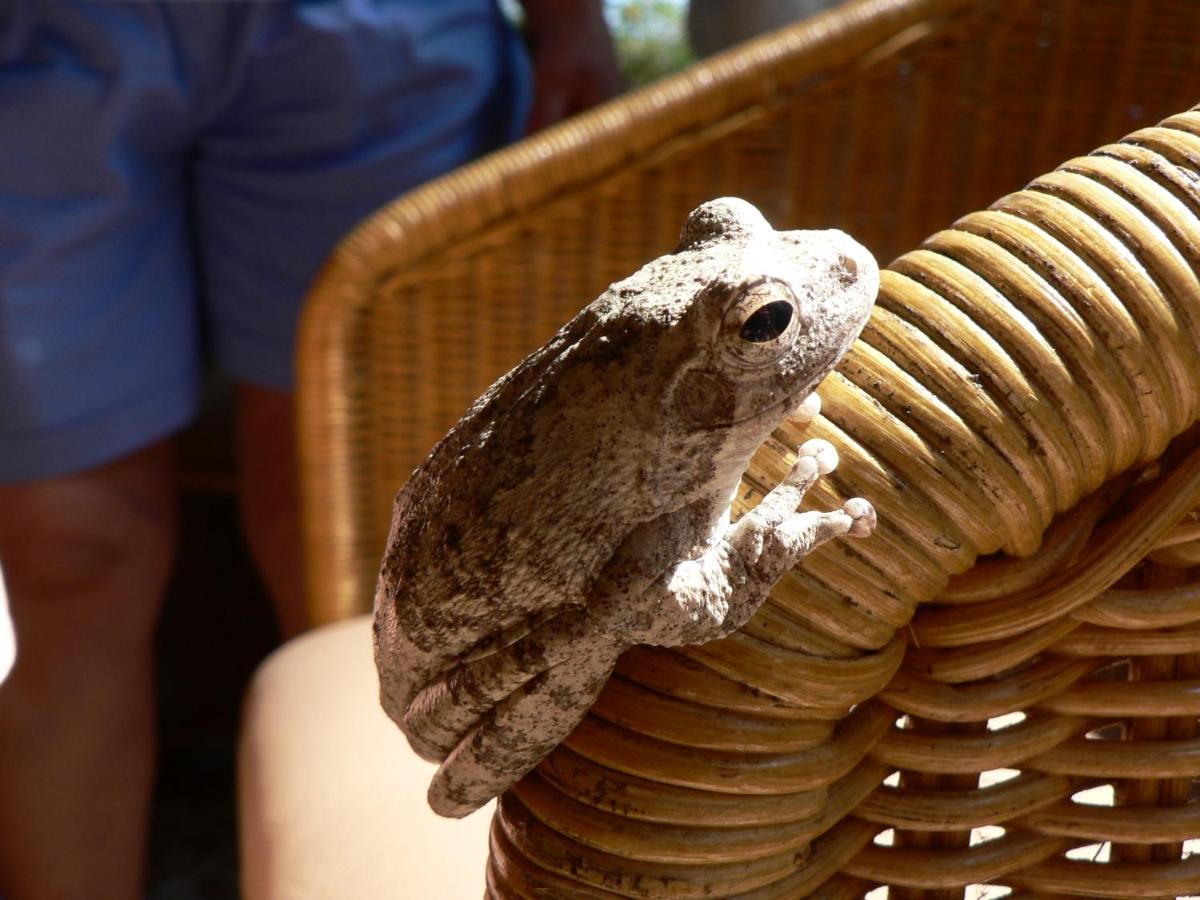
left=235, top=383, right=306, bottom=636
left=0, top=442, right=178, bottom=665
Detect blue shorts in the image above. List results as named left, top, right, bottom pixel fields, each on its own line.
left=0, top=0, right=530, bottom=481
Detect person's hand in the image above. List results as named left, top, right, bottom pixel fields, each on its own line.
left=518, top=0, right=621, bottom=132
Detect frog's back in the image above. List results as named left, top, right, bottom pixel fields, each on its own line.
left=375, top=302, right=613, bottom=706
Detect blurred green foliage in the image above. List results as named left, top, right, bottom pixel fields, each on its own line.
left=501, top=0, right=694, bottom=89
left=607, top=0, right=694, bottom=87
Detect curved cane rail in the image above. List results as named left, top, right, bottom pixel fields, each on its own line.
left=487, top=111, right=1200, bottom=897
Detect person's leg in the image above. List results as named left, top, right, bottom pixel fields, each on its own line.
left=0, top=442, right=177, bottom=900
left=0, top=7, right=204, bottom=894
left=196, top=0, right=533, bottom=635
left=235, top=384, right=307, bottom=639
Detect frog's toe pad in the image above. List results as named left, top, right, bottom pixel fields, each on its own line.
left=790, top=391, right=822, bottom=423
left=798, top=438, right=838, bottom=474
left=843, top=497, right=876, bottom=537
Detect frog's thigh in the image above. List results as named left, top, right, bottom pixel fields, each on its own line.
left=427, top=641, right=619, bottom=818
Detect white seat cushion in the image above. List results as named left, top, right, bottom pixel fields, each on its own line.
left=238, top=615, right=494, bottom=898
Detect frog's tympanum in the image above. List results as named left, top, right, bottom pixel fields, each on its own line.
left=375, top=198, right=879, bottom=817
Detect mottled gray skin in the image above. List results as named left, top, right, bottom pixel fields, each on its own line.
left=374, top=198, right=879, bottom=818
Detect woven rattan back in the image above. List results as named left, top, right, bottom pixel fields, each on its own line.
left=483, top=111, right=1200, bottom=895
left=298, top=0, right=1200, bottom=625
left=296, top=0, right=1200, bottom=895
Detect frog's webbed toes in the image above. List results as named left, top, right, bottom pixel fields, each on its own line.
left=401, top=608, right=591, bottom=761
left=426, top=640, right=620, bottom=818
left=775, top=496, right=876, bottom=553
left=734, top=438, right=875, bottom=577
left=733, top=438, right=835, bottom=544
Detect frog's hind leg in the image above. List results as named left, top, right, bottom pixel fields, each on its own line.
left=402, top=606, right=593, bottom=761
left=426, top=637, right=621, bottom=818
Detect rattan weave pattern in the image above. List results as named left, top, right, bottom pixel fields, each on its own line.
left=481, top=120, right=1200, bottom=895
left=295, top=1, right=1200, bottom=896
left=299, top=0, right=1200, bottom=626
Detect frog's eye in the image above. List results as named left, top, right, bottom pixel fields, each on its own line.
left=740, top=300, right=793, bottom=342
left=721, top=279, right=802, bottom=367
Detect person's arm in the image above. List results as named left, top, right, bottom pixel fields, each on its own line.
left=517, top=0, right=621, bottom=132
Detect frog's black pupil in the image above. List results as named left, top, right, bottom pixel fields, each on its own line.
left=739, top=300, right=794, bottom=342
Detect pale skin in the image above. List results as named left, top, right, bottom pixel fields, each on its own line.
left=0, top=4, right=618, bottom=896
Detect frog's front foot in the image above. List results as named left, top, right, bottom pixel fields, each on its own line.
left=730, top=437, right=875, bottom=591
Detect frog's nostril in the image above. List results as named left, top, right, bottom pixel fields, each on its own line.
left=740, top=300, right=794, bottom=343
left=835, top=255, right=858, bottom=286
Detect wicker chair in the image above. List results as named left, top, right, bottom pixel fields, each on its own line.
left=241, top=0, right=1200, bottom=896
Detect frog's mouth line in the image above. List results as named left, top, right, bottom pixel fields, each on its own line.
left=702, top=348, right=842, bottom=431
left=692, top=386, right=809, bottom=433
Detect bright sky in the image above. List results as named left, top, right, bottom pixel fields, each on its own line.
left=500, top=0, right=686, bottom=27
left=0, top=569, right=12, bottom=685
